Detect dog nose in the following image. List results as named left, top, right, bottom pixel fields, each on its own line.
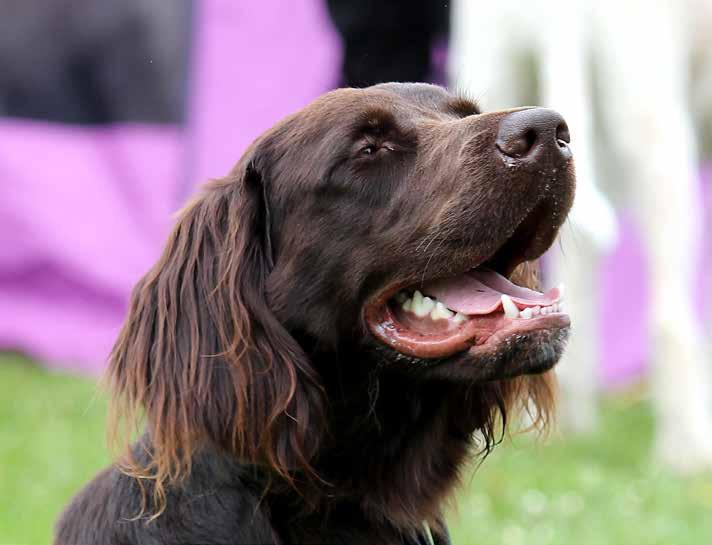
left=496, top=108, right=571, bottom=161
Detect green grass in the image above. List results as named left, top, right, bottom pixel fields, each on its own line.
left=0, top=355, right=109, bottom=545
left=448, top=395, right=712, bottom=545
left=1, top=354, right=711, bottom=545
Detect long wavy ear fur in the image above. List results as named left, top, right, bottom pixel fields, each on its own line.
left=106, top=160, right=325, bottom=514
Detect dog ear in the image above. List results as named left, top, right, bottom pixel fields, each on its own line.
left=107, top=154, right=325, bottom=507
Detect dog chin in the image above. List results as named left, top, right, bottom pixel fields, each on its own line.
left=445, top=326, right=570, bottom=382
left=374, top=324, right=570, bottom=383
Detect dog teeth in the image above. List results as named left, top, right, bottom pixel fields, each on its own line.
left=395, top=290, right=565, bottom=323
left=396, top=291, right=463, bottom=322
left=430, top=301, right=454, bottom=321
left=417, top=295, right=436, bottom=317
left=501, top=294, right=520, bottom=319
left=517, top=302, right=564, bottom=319
left=411, top=291, right=434, bottom=317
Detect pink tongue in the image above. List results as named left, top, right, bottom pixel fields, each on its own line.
left=423, top=269, right=560, bottom=315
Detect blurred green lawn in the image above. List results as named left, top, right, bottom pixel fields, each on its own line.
left=1, top=354, right=711, bottom=545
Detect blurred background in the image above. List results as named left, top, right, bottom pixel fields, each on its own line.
left=1, top=0, right=712, bottom=543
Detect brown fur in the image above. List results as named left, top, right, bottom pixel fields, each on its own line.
left=55, top=83, right=573, bottom=545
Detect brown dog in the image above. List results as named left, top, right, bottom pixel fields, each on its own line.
left=55, top=83, right=575, bottom=545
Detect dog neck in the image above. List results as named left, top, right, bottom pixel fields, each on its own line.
left=278, top=355, right=492, bottom=536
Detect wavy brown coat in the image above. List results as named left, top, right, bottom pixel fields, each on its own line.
left=55, top=83, right=573, bottom=545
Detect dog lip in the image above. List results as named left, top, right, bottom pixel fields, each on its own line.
left=364, top=299, right=570, bottom=359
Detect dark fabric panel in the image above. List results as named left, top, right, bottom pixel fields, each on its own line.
left=326, top=0, right=449, bottom=87
left=0, top=0, right=192, bottom=124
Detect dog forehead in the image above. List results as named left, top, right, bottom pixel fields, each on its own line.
left=257, top=91, right=399, bottom=151
left=250, top=83, right=462, bottom=177
left=296, top=83, right=453, bottom=125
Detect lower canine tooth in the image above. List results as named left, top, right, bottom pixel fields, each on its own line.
left=431, top=301, right=454, bottom=320
left=402, top=298, right=413, bottom=312
left=531, top=306, right=541, bottom=316
left=453, top=312, right=467, bottom=324
left=520, top=307, right=533, bottom=319
left=501, top=294, right=520, bottom=319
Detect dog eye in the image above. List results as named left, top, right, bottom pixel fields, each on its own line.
left=360, top=143, right=396, bottom=156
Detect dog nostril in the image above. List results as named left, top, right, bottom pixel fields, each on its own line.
left=502, top=129, right=538, bottom=157
left=524, top=129, right=538, bottom=151
left=556, top=122, right=570, bottom=147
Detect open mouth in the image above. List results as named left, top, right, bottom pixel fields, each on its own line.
left=364, top=209, right=570, bottom=360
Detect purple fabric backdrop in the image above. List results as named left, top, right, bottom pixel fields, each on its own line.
left=0, top=122, right=184, bottom=372
left=0, top=0, right=339, bottom=374
left=187, top=0, right=340, bottom=184
left=598, top=167, right=711, bottom=386
left=0, top=0, right=709, bottom=385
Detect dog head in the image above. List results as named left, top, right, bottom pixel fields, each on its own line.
left=108, top=83, right=575, bottom=509
left=259, top=83, right=574, bottom=380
